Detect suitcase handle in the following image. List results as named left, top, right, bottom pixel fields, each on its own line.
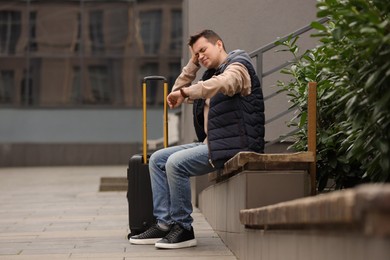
left=143, top=76, right=167, bottom=82
left=142, top=76, right=169, bottom=164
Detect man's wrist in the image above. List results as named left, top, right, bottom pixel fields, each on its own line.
left=180, top=88, right=189, bottom=98
left=192, top=59, right=200, bottom=67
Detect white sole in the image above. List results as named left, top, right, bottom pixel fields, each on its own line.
left=129, top=237, right=161, bottom=245
left=155, top=239, right=197, bottom=249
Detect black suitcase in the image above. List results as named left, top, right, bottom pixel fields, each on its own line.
left=127, top=76, right=169, bottom=238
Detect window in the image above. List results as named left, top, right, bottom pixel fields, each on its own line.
left=28, top=11, right=37, bottom=51
left=71, top=67, right=82, bottom=104
left=0, top=70, right=14, bottom=104
left=0, top=11, right=21, bottom=54
left=105, top=7, right=128, bottom=54
left=89, top=10, right=104, bottom=54
left=74, top=13, right=82, bottom=53
left=72, top=65, right=113, bottom=105
left=20, top=70, right=34, bottom=106
left=169, top=62, right=181, bottom=92
left=170, top=10, right=182, bottom=52
left=140, top=63, right=158, bottom=105
left=139, top=10, right=162, bottom=54
left=88, top=65, right=111, bottom=104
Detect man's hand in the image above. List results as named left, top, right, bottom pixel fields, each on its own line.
left=190, top=46, right=199, bottom=66
left=167, top=90, right=185, bottom=109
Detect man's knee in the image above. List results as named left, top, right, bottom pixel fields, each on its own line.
left=149, top=151, right=158, bottom=165
left=165, top=154, right=183, bottom=174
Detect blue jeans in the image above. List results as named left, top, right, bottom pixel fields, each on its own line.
left=149, top=142, right=225, bottom=230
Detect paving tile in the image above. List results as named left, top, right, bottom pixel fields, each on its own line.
left=0, top=166, right=236, bottom=260
left=0, top=254, right=71, bottom=260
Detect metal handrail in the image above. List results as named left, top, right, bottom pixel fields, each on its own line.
left=250, top=17, right=330, bottom=82
left=249, top=17, right=329, bottom=147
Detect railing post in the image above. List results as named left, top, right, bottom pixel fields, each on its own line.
left=256, top=53, right=263, bottom=86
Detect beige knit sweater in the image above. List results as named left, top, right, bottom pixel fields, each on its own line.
left=171, top=60, right=251, bottom=140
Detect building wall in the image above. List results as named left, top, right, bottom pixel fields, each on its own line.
left=0, top=108, right=166, bottom=143
left=0, top=108, right=176, bottom=166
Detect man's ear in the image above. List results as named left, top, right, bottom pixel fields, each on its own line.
left=216, top=40, right=224, bottom=50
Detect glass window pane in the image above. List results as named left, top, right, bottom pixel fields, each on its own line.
left=169, top=62, right=181, bottom=92
left=139, top=10, right=162, bottom=54
left=170, top=10, right=182, bottom=52
left=105, top=7, right=128, bottom=55
left=28, top=11, right=37, bottom=52
left=88, top=65, right=111, bottom=104
left=20, top=69, right=34, bottom=106
left=71, top=66, right=81, bottom=104
left=0, top=70, right=14, bottom=104
left=0, top=11, right=21, bottom=54
left=140, top=63, right=158, bottom=105
left=89, top=10, right=105, bottom=54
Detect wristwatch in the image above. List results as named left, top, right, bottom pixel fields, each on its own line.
left=180, top=88, right=189, bottom=98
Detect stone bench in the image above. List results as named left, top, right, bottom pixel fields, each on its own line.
left=236, top=184, right=390, bottom=260
left=199, top=152, right=314, bottom=240
left=239, top=184, right=390, bottom=236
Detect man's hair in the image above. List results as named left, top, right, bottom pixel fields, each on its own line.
left=188, top=29, right=226, bottom=50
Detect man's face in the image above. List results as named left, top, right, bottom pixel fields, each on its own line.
left=192, top=36, right=224, bottom=69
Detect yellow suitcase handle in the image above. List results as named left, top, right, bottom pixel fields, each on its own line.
left=142, top=76, right=169, bottom=164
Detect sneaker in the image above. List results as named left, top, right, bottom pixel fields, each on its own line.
left=129, top=224, right=171, bottom=245
left=155, top=224, right=197, bottom=249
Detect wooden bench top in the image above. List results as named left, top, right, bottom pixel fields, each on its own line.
left=209, top=151, right=315, bottom=181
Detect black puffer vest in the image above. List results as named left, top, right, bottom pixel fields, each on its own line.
left=193, top=53, right=265, bottom=163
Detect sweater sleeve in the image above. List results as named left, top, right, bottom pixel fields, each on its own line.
left=171, top=60, right=201, bottom=92
left=185, top=62, right=251, bottom=99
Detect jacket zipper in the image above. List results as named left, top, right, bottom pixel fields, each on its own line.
left=208, top=158, right=215, bottom=168
left=207, top=138, right=215, bottom=168
left=196, top=99, right=215, bottom=168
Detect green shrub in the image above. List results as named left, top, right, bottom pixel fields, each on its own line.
left=277, top=0, right=390, bottom=191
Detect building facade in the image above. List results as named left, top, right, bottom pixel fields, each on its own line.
left=0, top=0, right=182, bottom=166
left=0, top=0, right=182, bottom=108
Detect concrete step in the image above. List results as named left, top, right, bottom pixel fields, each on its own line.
left=99, top=177, right=127, bottom=192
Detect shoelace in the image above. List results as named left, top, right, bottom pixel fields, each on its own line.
left=140, top=225, right=160, bottom=238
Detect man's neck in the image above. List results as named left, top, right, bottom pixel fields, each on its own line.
left=216, top=52, right=228, bottom=67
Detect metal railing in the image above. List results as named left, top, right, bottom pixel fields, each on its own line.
left=249, top=17, right=329, bottom=147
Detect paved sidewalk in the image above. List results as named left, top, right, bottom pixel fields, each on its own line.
left=0, top=166, right=236, bottom=260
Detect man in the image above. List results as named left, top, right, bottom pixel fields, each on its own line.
left=130, top=29, right=264, bottom=249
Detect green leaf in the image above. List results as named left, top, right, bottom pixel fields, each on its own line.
left=360, top=27, right=378, bottom=34
left=299, top=112, right=307, bottom=128
left=311, top=21, right=327, bottom=31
